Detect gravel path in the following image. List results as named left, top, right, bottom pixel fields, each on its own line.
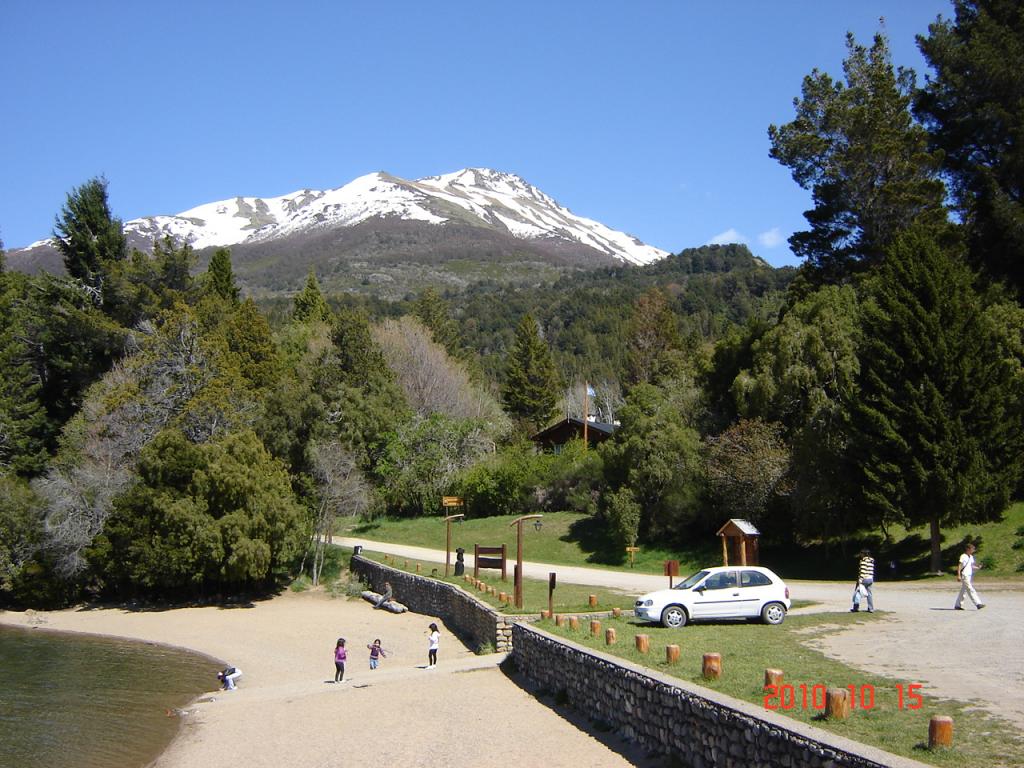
left=335, top=536, right=1024, bottom=732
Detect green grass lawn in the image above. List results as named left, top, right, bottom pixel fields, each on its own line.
left=339, top=502, right=1024, bottom=581
left=539, top=611, right=1022, bottom=768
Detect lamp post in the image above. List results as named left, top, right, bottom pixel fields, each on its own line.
left=443, top=513, right=464, bottom=576
left=508, top=514, right=543, bottom=609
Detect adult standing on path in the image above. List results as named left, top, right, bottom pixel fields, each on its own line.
left=851, top=549, right=875, bottom=612
left=955, top=542, right=985, bottom=610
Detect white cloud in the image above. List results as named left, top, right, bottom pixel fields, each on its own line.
left=706, top=228, right=748, bottom=246
left=757, top=227, right=784, bottom=248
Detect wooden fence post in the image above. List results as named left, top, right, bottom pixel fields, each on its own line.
left=929, top=716, right=953, bottom=748
left=764, top=668, right=784, bottom=688
left=605, top=627, right=617, bottom=645
left=702, top=652, right=722, bottom=680
left=826, top=688, right=850, bottom=720
left=590, top=620, right=601, bottom=636
left=635, top=634, right=650, bottom=653
left=666, top=645, right=680, bottom=664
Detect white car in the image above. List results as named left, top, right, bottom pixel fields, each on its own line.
left=634, top=565, right=791, bottom=628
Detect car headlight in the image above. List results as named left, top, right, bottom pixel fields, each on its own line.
left=641, top=599, right=653, bottom=607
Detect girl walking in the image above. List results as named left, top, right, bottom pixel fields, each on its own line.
left=427, top=623, right=440, bottom=669
left=334, top=638, right=347, bottom=683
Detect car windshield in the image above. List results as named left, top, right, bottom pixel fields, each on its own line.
left=676, top=570, right=710, bottom=589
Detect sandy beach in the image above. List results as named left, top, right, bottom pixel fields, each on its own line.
left=0, top=590, right=658, bottom=768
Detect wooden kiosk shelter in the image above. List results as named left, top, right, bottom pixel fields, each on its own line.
left=716, top=519, right=760, bottom=566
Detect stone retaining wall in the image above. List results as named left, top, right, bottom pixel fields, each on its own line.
left=350, top=553, right=531, bottom=652
left=511, top=623, right=930, bottom=768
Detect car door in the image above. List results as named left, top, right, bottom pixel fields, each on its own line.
left=689, top=570, right=741, bottom=618
left=737, top=569, right=774, bottom=617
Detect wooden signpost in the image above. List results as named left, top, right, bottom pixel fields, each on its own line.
left=625, top=546, right=640, bottom=568
left=474, top=544, right=507, bottom=581
left=664, top=559, right=680, bottom=588
left=548, top=572, right=556, bottom=618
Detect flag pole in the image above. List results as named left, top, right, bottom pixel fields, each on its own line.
left=583, top=382, right=589, bottom=449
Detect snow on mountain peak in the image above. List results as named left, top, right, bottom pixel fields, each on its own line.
left=118, top=169, right=667, bottom=266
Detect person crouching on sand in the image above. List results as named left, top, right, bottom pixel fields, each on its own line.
left=334, top=638, right=347, bottom=682
left=217, top=666, right=242, bottom=690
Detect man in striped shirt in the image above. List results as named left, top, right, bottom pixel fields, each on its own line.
left=851, top=549, right=875, bottom=612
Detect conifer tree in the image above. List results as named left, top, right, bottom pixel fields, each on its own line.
left=624, top=288, right=682, bottom=387
left=501, top=314, right=562, bottom=432
left=413, top=286, right=460, bottom=354
left=292, top=268, right=330, bottom=323
left=915, top=0, right=1024, bottom=294
left=769, top=31, right=948, bottom=284
left=52, top=177, right=126, bottom=298
left=851, top=226, right=1021, bottom=571
left=206, top=248, right=240, bottom=304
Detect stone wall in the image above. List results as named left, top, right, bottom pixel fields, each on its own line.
left=511, top=623, right=930, bottom=768
left=350, top=553, right=531, bottom=652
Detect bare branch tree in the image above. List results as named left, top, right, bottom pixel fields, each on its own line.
left=308, top=439, right=369, bottom=585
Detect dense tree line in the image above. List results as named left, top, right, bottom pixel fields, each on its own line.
left=2, top=5, right=1023, bottom=603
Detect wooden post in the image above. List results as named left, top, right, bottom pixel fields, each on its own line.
left=826, top=687, right=851, bottom=720
left=555, top=614, right=564, bottom=627
left=588, top=595, right=598, bottom=608
left=548, top=572, right=556, bottom=618
left=739, top=534, right=748, bottom=566
left=590, top=620, right=601, bottom=636
left=702, top=652, right=722, bottom=680
left=403, top=560, right=408, bottom=569
left=929, top=716, right=953, bottom=748
left=666, top=645, right=680, bottom=664
left=721, top=535, right=729, bottom=566
left=605, top=627, right=617, bottom=645
left=499, top=592, right=508, bottom=602
left=611, top=607, right=621, bottom=618
left=501, top=543, right=507, bottom=582
left=569, top=616, right=580, bottom=631
left=540, top=610, right=551, bottom=620
left=473, top=544, right=479, bottom=579
left=764, top=668, right=784, bottom=689
left=635, top=634, right=650, bottom=653
left=415, top=563, right=421, bottom=573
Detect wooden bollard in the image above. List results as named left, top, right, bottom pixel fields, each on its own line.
left=702, top=652, right=722, bottom=680
left=555, top=614, right=564, bottom=627
left=826, top=687, right=851, bottom=720
left=590, top=620, right=602, bottom=636
left=569, top=616, right=580, bottom=631
left=764, top=668, right=784, bottom=688
left=540, top=610, right=551, bottom=620
left=929, top=716, right=953, bottom=748
left=635, top=634, right=651, bottom=654
left=605, top=627, right=617, bottom=645
left=403, top=560, right=408, bottom=569
left=612, top=607, right=621, bottom=617
left=499, top=592, right=508, bottom=602
left=666, top=644, right=680, bottom=664
left=415, top=563, right=421, bottom=573
left=589, top=595, right=598, bottom=608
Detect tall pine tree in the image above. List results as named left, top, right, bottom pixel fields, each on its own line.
left=501, top=314, right=562, bottom=432
left=52, top=177, right=126, bottom=302
left=292, top=268, right=330, bottom=323
left=852, top=226, right=1021, bottom=571
left=769, top=31, right=948, bottom=284
left=915, top=0, right=1024, bottom=294
left=206, top=248, right=240, bottom=304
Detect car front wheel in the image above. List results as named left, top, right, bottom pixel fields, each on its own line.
left=661, top=604, right=688, bottom=628
left=761, top=602, right=787, bottom=625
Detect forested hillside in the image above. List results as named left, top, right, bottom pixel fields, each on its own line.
left=2, top=2, right=1022, bottom=605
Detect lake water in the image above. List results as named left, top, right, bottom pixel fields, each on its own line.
left=0, top=624, right=215, bottom=768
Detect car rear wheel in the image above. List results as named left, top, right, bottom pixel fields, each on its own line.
left=661, top=604, right=688, bottom=628
left=761, top=602, right=787, bottom=625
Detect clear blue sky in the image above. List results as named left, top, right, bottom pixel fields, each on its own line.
left=1, top=1, right=953, bottom=266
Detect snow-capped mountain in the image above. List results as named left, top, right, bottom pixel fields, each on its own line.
left=119, top=168, right=667, bottom=266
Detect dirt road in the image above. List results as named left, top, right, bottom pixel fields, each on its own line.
left=335, top=536, right=1024, bottom=731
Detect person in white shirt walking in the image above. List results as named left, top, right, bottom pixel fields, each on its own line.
left=954, top=542, right=985, bottom=610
